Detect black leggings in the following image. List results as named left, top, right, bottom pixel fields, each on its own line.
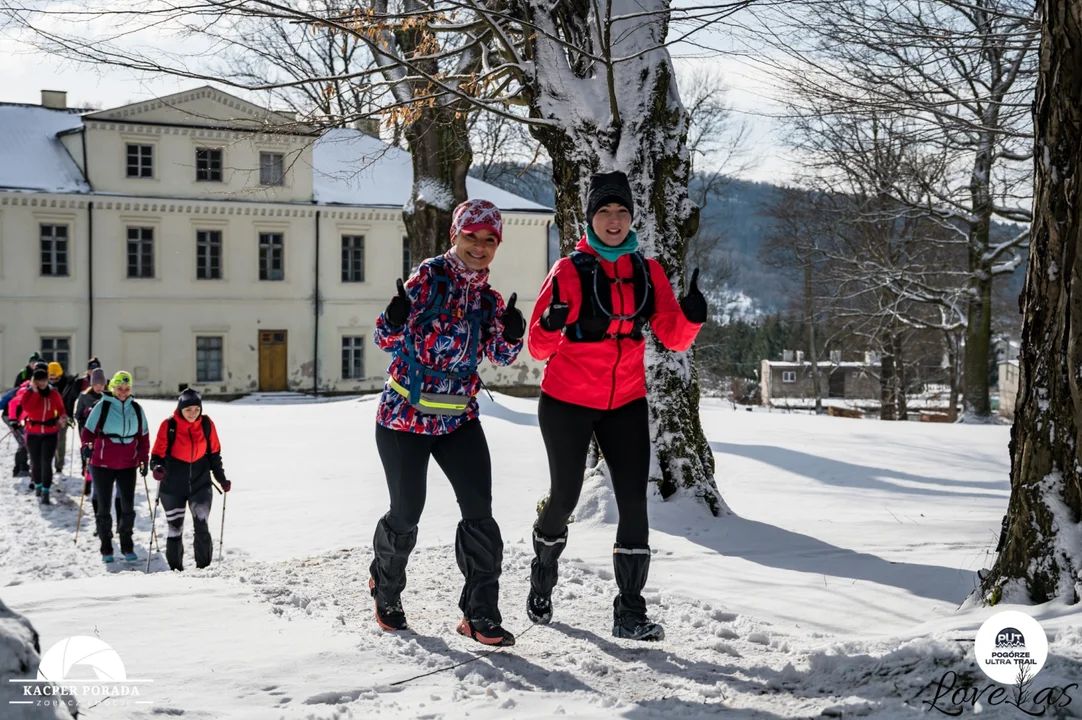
left=161, top=486, right=214, bottom=570
left=26, top=433, right=59, bottom=490
left=536, top=393, right=650, bottom=546
left=91, top=466, right=137, bottom=555
left=375, top=419, right=493, bottom=534
left=371, top=420, right=505, bottom=620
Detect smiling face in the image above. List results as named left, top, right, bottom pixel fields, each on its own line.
left=591, top=203, right=632, bottom=246
left=181, top=406, right=201, bottom=422
left=452, top=228, right=499, bottom=270
left=113, top=384, right=132, bottom=401
left=32, top=376, right=49, bottom=391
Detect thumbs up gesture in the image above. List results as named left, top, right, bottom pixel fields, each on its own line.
left=500, top=293, right=526, bottom=343
left=680, top=268, right=708, bottom=324
left=385, top=278, right=412, bottom=328
left=540, top=276, right=571, bottom=332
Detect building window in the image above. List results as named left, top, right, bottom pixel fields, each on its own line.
left=196, top=148, right=223, bottom=182
left=40, top=224, right=69, bottom=277
left=259, top=232, right=284, bottom=281
left=40, top=337, right=71, bottom=371
left=782, top=371, right=797, bottom=383
left=126, top=144, right=153, bottom=178
left=402, top=236, right=412, bottom=280
left=342, top=336, right=365, bottom=380
left=196, top=230, right=222, bottom=280
left=341, top=235, right=365, bottom=283
left=126, top=227, right=154, bottom=278
left=259, top=152, right=284, bottom=186
left=196, top=336, right=223, bottom=383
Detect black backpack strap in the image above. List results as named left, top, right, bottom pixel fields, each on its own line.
left=132, top=400, right=144, bottom=436
left=93, top=396, right=111, bottom=435
left=165, top=417, right=178, bottom=459
left=201, top=415, right=213, bottom=458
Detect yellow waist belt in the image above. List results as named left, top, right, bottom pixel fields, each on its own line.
left=388, top=377, right=474, bottom=415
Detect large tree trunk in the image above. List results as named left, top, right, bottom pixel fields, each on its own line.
left=978, top=0, right=1082, bottom=605
left=945, top=330, right=960, bottom=423
left=893, top=330, right=908, bottom=421
left=522, top=0, right=724, bottom=515
left=402, top=107, right=471, bottom=263
left=963, top=137, right=996, bottom=422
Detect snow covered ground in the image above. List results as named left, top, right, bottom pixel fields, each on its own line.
left=1, top=394, right=1080, bottom=718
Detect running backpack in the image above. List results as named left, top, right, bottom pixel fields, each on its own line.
left=165, top=415, right=213, bottom=461
left=92, top=396, right=144, bottom=439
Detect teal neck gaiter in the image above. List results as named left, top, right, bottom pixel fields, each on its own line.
left=586, top=227, right=638, bottom=262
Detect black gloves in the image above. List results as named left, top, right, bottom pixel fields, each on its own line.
left=501, top=293, right=526, bottom=343
left=385, top=278, right=411, bottom=328
left=219, top=479, right=232, bottom=493
left=539, top=276, right=570, bottom=332
left=680, top=269, right=708, bottom=324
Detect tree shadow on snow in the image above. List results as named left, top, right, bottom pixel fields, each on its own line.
left=477, top=394, right=539, bottom=427
left=653, top=509, right=977, bottom=603
left=710, top=442, right=1007, bottom=500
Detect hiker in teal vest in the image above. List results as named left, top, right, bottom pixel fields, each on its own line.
left=81, top=371, right=150, bottom=563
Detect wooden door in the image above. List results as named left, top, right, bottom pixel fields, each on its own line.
left=258, top=330, right=288, bottom=391
left=828, top=369, right=846, bottom=398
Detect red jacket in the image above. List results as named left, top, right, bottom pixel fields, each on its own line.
left=528, top=237, right=702, bottom=410
left=16, top=385, right=67, bottom=435
left=151, top=411, right=222, bottom=462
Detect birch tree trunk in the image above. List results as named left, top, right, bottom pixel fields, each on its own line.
left=520, top=0, right=725, bottom=514
left=978, top=0, right=1082, bottom=605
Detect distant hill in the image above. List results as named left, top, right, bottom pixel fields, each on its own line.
left=472, top=163, right=1026, bottom=316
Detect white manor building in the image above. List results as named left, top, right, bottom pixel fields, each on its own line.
left=0, top=87, right=552, bottom=396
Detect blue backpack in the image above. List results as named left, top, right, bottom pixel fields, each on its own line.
left=0, top=386, right=19, bottom=419
left=393, top=256, right=497, bottom=405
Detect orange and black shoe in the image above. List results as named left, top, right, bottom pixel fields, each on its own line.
left=456, top=617, right=515, bottom=647
left=369, top=578, right=408, bottom=631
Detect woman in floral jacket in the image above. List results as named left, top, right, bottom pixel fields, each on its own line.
left=368, top=199, right=525, bottom=646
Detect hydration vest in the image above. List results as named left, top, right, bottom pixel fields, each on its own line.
left=393, top=256, right=497, bottom=405
left=565, top=251, right=655, bottom=342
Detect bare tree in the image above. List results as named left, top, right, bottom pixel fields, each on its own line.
left=759, top=0, right=1039, bottom=422
left=978, top=0, right=1082, bottom=606
left=2, top=0, right=761, bottom=513
left=761, top=186, right=833, bottom=413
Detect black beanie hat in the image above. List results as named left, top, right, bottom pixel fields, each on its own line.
left=586, top=171, right=634, bottom=225
left=32, top=367, right=49, bottom=381
left=87, top=357, right=101, bottom=371
left=177, top=388, right=202, bottom=412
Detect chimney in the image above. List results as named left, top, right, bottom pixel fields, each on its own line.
left=782, top=349, right=795, bottom=362
left=796, top=350, right=805, bottom=364
left=41, top=90, right=68, bottom=110
left=353, top=116, right=381, bottom=138
left=830, top=350, right=842, bottom=363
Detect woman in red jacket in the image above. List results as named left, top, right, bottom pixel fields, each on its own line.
left=526, top=171, right=707, bottom=641
left=149, top=389, right=230, bottom=571
left=15, top=365, right=69, bottom=505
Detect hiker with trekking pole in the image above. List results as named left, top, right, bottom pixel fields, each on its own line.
left=81, top=371, right=150, bottom=564
left=148, top=388, right=230, bottom=572
left=368, top=199, right=524, bottom=647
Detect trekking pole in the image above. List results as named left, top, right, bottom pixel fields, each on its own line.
left=74, top=475, right=88, bottom=545
left=212, top=481, right=227, bottom=562
left=145, top=482, right=162, bottom=574
left=141, top=472, right=161, bottom=553
left=67, top=423, right=75, bottom=477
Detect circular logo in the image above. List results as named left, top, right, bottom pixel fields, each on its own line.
left=38, top=636, right=127, bottom=683
left=974, top=611, right=1048, bottom=684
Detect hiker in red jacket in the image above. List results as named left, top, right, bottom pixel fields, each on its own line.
left=150, top=389, right=229, bottom=571
left=16, top=365, right=68, bottom=505
left=526, top=171, right=707, bottom=642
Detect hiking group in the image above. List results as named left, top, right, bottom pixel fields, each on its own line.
left=3, top=355, right=230, bottom=570
left=3, top=169, right=705, bottom=647
left=368, top=172, right=707, bottom=647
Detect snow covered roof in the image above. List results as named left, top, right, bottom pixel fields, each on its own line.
left=312, top=128, right=550, bottom=213
left=0, top=104, right=88, bottom=193
left=0, top=104, right=549, bottom=212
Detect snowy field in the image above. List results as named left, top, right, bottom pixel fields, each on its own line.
left=2, top=394, right=1081, bottom=719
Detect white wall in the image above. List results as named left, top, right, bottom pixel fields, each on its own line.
left=0, top=193, right=550, bottom=396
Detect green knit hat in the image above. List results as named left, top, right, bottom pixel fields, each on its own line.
left=108, top=370, right=133, bottom=391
